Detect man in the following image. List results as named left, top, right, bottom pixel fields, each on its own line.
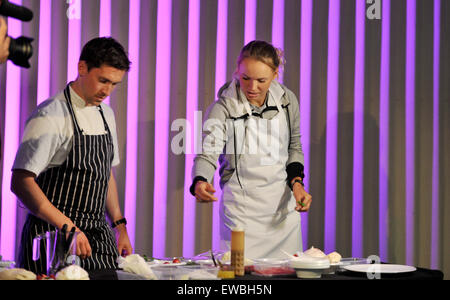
left=0, top=16, right=10, bottom=64
left=11, top=37, right=132, bottom=279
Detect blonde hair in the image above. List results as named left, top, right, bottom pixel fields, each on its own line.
left=235, top=40, right=286, bottom=76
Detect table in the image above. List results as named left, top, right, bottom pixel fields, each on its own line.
left=235, top=266, right=443, bottom=280
left=114, top=265, right=443, bottom=280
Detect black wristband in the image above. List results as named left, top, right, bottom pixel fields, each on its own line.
left=112, top=218, right=127, bottom=228
left=189, top=176, right=208, bottom=196
left=289, top=178, right=304, bottom=191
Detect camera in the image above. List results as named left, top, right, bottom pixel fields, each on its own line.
left=0, top=0, right=34, bottom=68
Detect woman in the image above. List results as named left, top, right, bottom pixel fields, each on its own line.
left=190, top=40, right=312, bottom=259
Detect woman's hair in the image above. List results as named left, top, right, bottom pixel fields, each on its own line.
left=79, top=37, right=131, bottom=72
left=236, top=40, right=286, bottom=73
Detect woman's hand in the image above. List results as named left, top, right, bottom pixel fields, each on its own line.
left=293, top=182, right=312, bottom=212
left=195, top=181, right=218, bottom=203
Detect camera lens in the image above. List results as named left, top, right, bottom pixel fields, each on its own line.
left=8, top=35, right=33, bottom=68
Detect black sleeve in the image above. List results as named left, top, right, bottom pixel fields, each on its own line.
left=286, top=162, right=305, bottom=187
left=189, top=176, right=208, bottom=196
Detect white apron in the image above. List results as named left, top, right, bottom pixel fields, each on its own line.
left=220, top=91, right=302, bottom=259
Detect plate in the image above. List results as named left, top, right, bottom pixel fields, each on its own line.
left=343, top=264, right=416, bottom=274
left=148, top=261, right=187, bottom=267
left=0, top=261, right=15, bottom=268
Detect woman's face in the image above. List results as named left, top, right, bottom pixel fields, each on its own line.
left=237, top=57, right=278, bottom=106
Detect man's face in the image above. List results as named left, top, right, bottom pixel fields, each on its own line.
left=77, top=61, right=125, bottom=106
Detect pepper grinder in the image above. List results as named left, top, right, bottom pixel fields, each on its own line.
left=231, top=229, right=245, bottom=276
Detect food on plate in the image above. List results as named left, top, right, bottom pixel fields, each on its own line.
left=327, top=251, right=342, bottom=264
left=55, top=265, right=90, bottom=280
left=303, top=246, right=327, bottom=258
left=0, top=268, right=36, bottom=280
left=142, top=254, right=154, bottom=262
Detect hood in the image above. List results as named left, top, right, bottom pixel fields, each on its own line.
left=217, top=79, right=288, bottom=119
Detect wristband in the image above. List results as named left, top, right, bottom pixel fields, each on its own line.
left=290, top=178, right=304, bottom=190
left=112, top=218, right=127, bottom=228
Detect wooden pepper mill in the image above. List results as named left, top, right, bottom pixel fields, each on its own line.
left=231, top=229, right=245, bottom=276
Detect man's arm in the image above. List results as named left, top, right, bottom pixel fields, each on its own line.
left=11, top=169, right=93, bottom=259
left=11, top=169, right=75, bottom=229
left=105, top=170, right=133, bottom=256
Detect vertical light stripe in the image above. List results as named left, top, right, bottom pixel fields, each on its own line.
left=431, top=0, right=441, bottom=270
left=324, top=0, right=340, bottom=254
left=299, top=0, right=313, bottom=250
left=244, top=0, right=256, bottom=44
left=99, top=0, right=112, bottom=105
left=183, top=0, right=200, bottom=257
left=67, top=0, right=82, bottom=82
left=352, top=0, right=366, bottom=258
left=212, top=0, right=228, bottom=251
left=99, top=0, right=111, bottom=37
left=0, top=0, right=22, bottom=260
left=153, top=0, right=172, bottom=257
left=405, top=0, right=416, bottom=266
left=124, top=0, right=140, bottom=251
left=271, top=0, right=284, bottom=83
left=36, top=0, right=52, bottom=105
left=379, top=0, right=391, bottom=262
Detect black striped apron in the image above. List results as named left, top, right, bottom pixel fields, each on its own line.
left=18, top=84, right=119, bottom=274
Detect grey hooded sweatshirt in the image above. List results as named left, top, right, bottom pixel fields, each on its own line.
left=190, top=79, right=305, bottom=194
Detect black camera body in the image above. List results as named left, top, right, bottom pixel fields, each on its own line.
left=0, top=0, right=34, bottom=68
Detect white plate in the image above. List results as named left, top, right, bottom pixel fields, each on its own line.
left=343, top=264, right=416, bottom=274
left=0, top=261, right=15, bottom=268
left=148, top=262, right=187, bottom=267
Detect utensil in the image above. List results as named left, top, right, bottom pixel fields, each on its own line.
left=210, top=250, right=217, bottom=267
left=66, top=227, right=76, bottom=250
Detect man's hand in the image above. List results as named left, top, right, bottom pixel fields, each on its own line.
left=114, top=225, right=133, bottom=257
left=195, top=181, right=218, bottom=203
left=0, top=17, right=10, bottom=64
left=75, top=230, right=92, bottom=260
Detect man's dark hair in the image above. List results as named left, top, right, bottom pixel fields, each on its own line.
left=79, top=37, right=131, bottom=72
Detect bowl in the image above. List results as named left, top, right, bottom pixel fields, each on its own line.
left=179, top=265, right=219, bottom=280
left=289, top=256, right=330, bottom=279
left=150, top=265, right=191, bottom=280
left=252, top=258, right=295, bottom=277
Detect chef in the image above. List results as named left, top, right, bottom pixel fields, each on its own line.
left=191, top=40, right=312, bottom=259
left=11, top=37, right=132, bottom=277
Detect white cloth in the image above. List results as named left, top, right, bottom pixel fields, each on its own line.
left=13, top=86, right=120, bottom=176
left=117, top=254, right=156, bottom=280
left=220, top=88, right=302, bottom=259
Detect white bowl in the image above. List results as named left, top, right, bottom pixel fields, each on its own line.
left=179, top=265, right=220, bottom=280
left=289, top=255, right=330, bottom=279
left=150, top=265, right=191, bottom=280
